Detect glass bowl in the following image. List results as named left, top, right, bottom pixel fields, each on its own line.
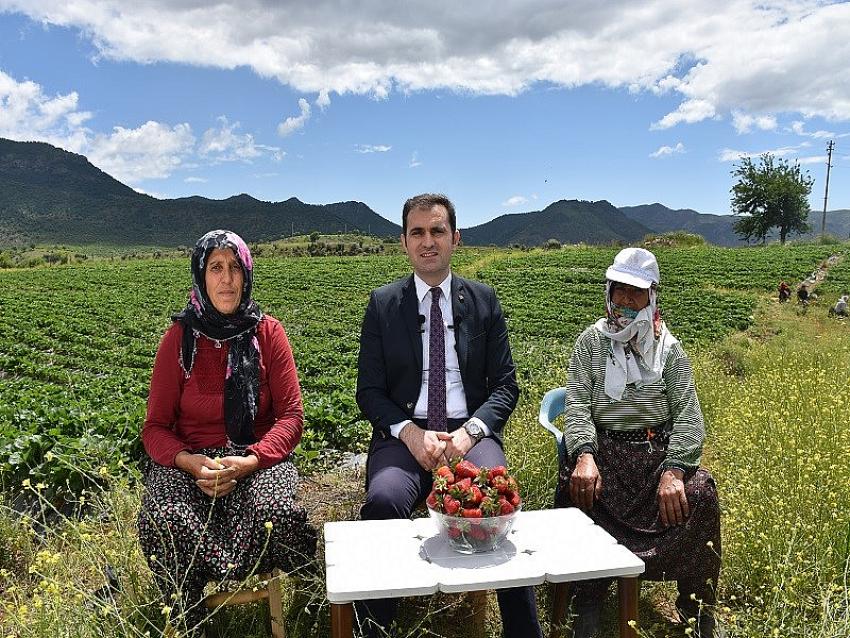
left=428, top=506, right=519, bottom=554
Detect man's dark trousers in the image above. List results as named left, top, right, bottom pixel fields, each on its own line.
left=356, top=429, right=542, bottom=638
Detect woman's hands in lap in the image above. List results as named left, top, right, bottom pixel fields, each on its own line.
left=174, top=451, right=257, bottom=498
left=570, top=453, right=602, bottom=511
left=657, top=468, right=689, bottom=526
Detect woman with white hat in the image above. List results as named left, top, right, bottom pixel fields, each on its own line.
left=559, top=247, right=721, bottom=638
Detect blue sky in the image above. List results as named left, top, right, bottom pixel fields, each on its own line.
left=1, top=1, right=848, bottom=228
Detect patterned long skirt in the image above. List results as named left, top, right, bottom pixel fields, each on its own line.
left=558, top=435, right=721, bottom=610
left=137, top=445, right=317, bottom=633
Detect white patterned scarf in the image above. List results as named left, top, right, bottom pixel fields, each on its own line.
left=593, top=284, right=678, bottom=401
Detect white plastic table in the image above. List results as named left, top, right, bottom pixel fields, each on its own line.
left=325, top=508, right=645, bottom=638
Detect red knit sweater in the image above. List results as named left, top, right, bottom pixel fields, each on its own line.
left=141, top=316, right=303, bottom=468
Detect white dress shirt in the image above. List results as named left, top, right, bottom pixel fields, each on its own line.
left=389, top=272, right=490, bottom=438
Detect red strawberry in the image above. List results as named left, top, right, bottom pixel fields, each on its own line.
left=434, top=465, right=455, bottom=483
left=487, top=466, right=507, bottom=482
left=506, top=476, right=519, bottom=494
left=498, top=498, right=515, bottom=515
left=454, top=460, right=480, bottom=480
left=468, top=524, right=487, bottom=540
left=447, top=526, right=462, bottom=539
left=461, top=507, right=483, bottom=518
left=509, top=491, right=521, bottom=508
left=490, top=475, right=509, bottom=494
left=443, top=495, right=460, bottom=516
left=426, top=489, right=439, bottom=511
left=454, top=477, right=472, bottom=491
left=450, top=477, right=472, bottom=501
left=433, top=475, right=450, bottom=493
left=466, top=485, right=483, bottom=505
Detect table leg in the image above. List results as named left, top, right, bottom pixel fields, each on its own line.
left=617, top=577, right=639, bottom=638
left=331, top=603, right=354, bottom=638
left=549, top=582, right=571, bottom=638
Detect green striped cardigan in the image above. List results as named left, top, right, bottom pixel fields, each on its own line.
left=562, top=325, right=705, bottom=470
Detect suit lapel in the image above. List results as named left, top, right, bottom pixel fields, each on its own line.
left=400, top=275, right=423, bottom=373
left=451, top=275, right=469, bottom=375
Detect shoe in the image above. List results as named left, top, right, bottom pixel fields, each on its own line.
left=571, top=601, right=602, bottom=638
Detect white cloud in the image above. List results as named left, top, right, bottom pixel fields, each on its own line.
left=0, top=69, right=198, bottom=183
left=797, top=155, right=828, bottom=165
left=354, top=144, right=391, bottom=153
left=502, top=195, right=528, bottom=207
left=651, top=99, right=715, bottom=130
left=184, top=176, right=208, bottom=183
left=316, top=89, right=331, bottom=110
left=718, top=145, right=804, bottom=163
left=790, top=120, right=845, bottom=140
left=277, top=98, right=311, bottom=136
left=197, top=116, right=284, bottom=162
left=732, top=110, right=777, bottom=134
left=408, top=151, right=421, bottom=168
left=0, top=69, right=91, bottom=151
left=87, top=121, right=195, bottom=183
left=649, top=142, right=685, bottom=158
left=0, top=68, right=295, bottom=184
left=5, top=1, right=850, bottom=130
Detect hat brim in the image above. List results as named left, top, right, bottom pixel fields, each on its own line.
left=606, top=267, right=653, bottom=289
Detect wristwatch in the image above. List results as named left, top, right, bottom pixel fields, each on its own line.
left=463, top=420, right=485, bottom=444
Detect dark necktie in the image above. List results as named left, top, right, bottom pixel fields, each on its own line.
left=427, top=287, right=447, bottom=432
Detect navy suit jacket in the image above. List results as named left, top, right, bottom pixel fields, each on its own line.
left=356, top=273, right=519, bottom=448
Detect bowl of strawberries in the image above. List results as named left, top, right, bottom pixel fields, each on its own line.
left=425, top=459, right=522, bottom=554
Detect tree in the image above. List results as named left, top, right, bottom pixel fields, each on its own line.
left=731, top=153, right=814, bottom=245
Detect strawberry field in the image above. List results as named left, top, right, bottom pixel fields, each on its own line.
left=0, top=243, right=843, bottom=495
left=2, top=242, right=850, bottom=638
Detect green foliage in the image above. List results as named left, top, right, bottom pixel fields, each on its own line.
left=642, top=231, right=706, bottom=247
left=731, top=153, right=814, bottom=245
left=0, top=245, right=845, bottom=494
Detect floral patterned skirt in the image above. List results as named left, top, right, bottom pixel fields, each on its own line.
left=137, top=445, right=317, bottom=632
left=558, top=435, right=721, bottom=607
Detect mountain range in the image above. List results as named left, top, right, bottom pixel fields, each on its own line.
left=1, top=137, right=847, bottom=248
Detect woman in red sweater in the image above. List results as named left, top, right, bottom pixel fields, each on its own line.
left=138, top=229, right=316, bottom=634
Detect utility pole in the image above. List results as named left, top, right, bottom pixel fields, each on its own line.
left=821, top=140, right=835, bottom=239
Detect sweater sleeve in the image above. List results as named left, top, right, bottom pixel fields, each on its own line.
left=563, top=328, right=599, bottom=460
left=141, top=324, right=190, bottom=467
left=247, top=319, right=304, bottom=467
left=661, top=343, right=705, bottom=470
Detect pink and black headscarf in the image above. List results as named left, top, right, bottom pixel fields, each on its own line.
left=172, top=229, right=263, bottom=444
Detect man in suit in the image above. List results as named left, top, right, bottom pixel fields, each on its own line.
left=355, top=193, right=542, bottom=637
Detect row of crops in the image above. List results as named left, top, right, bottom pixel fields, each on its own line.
left=0, top=243, right=844, bottom=493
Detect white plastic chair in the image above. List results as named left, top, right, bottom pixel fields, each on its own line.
left=538, top=386, right=568, bottom=470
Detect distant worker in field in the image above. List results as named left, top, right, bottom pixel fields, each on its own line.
left=137, top=230, right=316, bottom=634
left=829, top=294, right=849, bottom=317
left=778, top=280, right=791, bottom=303
left=797, top=284, right=810, bottom=305
left=558, top=247, right=721, bottom=638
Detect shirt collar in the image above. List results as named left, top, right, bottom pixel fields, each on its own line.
left=414, top=272, right=452, bottom=304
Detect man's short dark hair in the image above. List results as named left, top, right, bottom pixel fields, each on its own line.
left=402, top=193, right=456, bottom=235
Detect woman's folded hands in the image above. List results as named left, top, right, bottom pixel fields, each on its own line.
left=175, top=451, right=259, bottom=498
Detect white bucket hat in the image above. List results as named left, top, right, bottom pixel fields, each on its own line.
left=605, top=247, right=660, bottom=289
